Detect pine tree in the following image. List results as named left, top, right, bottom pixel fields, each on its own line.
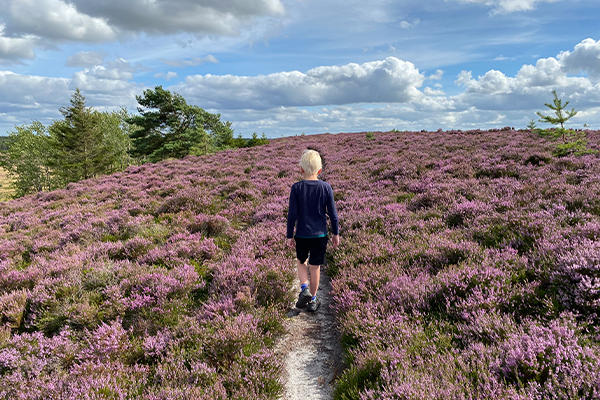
left=535, top=90, right=595, bottom=157
left=128, top=86, right=233, bottom=162
left=49, top=88, right=112, bottom=183
left=536, top=90, right=578, bottom=143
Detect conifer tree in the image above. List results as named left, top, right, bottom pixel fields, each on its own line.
left=535, top=90, right=595, bottom=157
left=128, top=86, right=233, bottom=162
left=49, top=88, right=112, bottom=183
left=536, top=90, right=578, bottom=143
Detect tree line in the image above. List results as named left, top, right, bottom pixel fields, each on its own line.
left=0, top=86, right=268, bottom=198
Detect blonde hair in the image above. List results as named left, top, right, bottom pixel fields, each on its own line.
left=299, top=149, right=322, bottom=175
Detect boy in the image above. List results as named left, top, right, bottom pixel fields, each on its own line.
left=286, top=149, right=340, bottom=312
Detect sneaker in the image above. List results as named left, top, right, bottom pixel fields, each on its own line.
left=295, top=287, right=312, bottom=308
left=307, top=298, right=320, bottom=312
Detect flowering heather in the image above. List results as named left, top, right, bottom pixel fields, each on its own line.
left=2, top=128, right=600, bottom=398
left=325, top=129, right=600, bottom=399
left=0, top=142, right=305, bottom=398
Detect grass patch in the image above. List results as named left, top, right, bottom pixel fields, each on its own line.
left=0, top=167, right=15, bottom=200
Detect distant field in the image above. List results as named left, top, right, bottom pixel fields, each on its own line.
left=0, top=167, right=14, bottom=200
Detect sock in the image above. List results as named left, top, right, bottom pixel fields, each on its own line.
left=300, top=283, right=308, bottom=291
left=311, top=295, right=317, bottom=302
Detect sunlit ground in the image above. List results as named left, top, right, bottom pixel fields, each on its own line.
left=0, top=167, right=14, bottom=200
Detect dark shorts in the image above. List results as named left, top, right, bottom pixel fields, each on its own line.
left=295, top=236, right=328, bottom=266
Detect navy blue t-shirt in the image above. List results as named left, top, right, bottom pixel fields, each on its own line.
left=287, top=179, right=339, bottom=239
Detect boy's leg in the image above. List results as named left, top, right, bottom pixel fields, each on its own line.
left=307, top=236, right=328, bottom=297
left=295, top=259, right=312, bottom=308
left=308, top=264, right=320, bottom=296
left=294, top=237, right=313, bottom=308
left=296, top=259, right=309, bottom=286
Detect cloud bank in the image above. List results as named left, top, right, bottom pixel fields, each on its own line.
left=0, top=0, right=285, bottom=62
left=2, top=0, right=284, bottom=39
left=174, top=57, right=425, bottom=109
left=2, top=39, right=600, bottom=136
left=454, top=38, right=600, bottom=112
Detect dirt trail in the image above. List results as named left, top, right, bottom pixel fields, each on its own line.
left=276, top=270, right=346, bottom=400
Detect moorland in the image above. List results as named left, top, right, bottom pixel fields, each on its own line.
left=2, top=129, right=600, bottom=399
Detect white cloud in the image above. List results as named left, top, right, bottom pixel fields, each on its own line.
left=455, top=39, right=600, bottom=106
left=514, top=57, right=569, bottom=87
left=105, top=58, right=146, bottom=73
left=424, top=87, right=446, bottom=96
left=83, top=66, right=133, bottom=81
left=65, top=50, right=107, bottom=67
left=399, top=18, right=420, bottom=29
left=494, top=55, right=515, bottom=61
left=0, top=25, right=35, bottom=62
left=5, top=37, right=600, bottom=138
left=452, top=40, right=600, bottom=117
left=448, top=0, right=568, bottom=14
left=155, top=71, right=178, bottom=81
left=0, top=70, right=141, bottom=136
left=71, top=70, right=136, bottom=97
left=0, top=0, right=285, bottom=62
left=558, top=38, right=600, bottom=78
left=161, top=55, right=219, bottom=68
left=0, top=68, right=145, bottom=137
left=0, top=35, right=35, bottom=62
left=72, top=0, right=285, bottom=35
left=3, top=0, right=117, bottom=42
left=428, top=69, right=444, bottom=80
left=221, top=100, right=527, bottom=137
left=0, top=71, right=70, bottom=111
left=173, top=57, right=425, bottom=109
left=457, top=69, right=513, bottom=94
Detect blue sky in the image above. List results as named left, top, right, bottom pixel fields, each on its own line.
left=1, top=0, right=600, bottom=137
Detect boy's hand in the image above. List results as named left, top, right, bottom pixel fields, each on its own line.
left=286, top=238, right=295, bottom=248
left=331, top=234, right=340, bottom=248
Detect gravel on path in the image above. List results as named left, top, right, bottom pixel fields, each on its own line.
left=275, top=269, right=346, bottom=400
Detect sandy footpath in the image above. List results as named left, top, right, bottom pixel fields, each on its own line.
left=275, top=269, right=346, bottom=400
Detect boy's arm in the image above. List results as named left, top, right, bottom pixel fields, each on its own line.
left=327, top=185, right=340, bottom=247
left=326, top=186, right=339, bottom=235
left=286, top=186, right=297, bottom=239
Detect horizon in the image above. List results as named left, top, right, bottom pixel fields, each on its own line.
left=1, top=0, right=600, bottom=138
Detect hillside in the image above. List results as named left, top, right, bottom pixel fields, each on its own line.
left=2, top=129, right=600, bottom=399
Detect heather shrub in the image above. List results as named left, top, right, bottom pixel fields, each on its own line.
left=496, top=315, right=600, bottom=398
left=475, top=160, right=520, bottom=179
left=534, top=237, right=600, bottom=323
left=456, top=308, right=517, bottom=346
left=156, top=188, right=211, bottom=215
left=3, top=129, right=600, bottom=398
left=0, top=289, right=28, bottom=329
left=472, top=215, right=539, bottom=255
left=446, top=200, right=492, bottom=228
left=324, top=129, right=600, bottom=399
left=187, top=213, right=230, bottom=236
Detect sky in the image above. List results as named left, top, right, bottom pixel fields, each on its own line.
left=1, top=0, right=600, bottom=138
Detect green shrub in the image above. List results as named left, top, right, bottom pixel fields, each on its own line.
left=334, top=360, right=383, bottom=400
